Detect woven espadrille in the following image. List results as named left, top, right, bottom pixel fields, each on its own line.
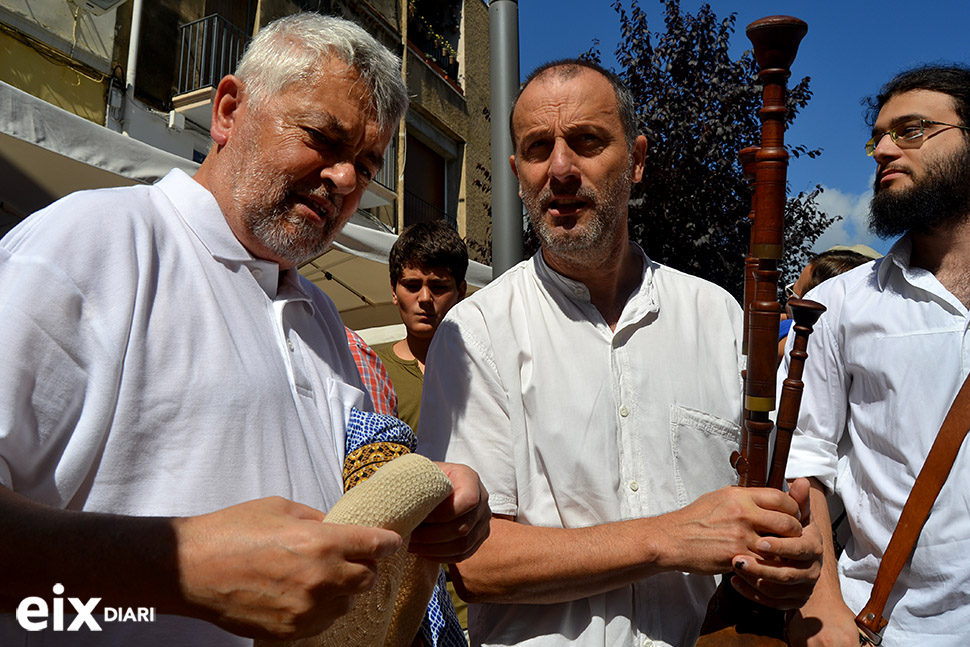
left=258, top=452, right=453, bottom=647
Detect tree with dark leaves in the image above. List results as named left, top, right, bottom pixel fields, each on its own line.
left=597, top=0, right=836, bottom=300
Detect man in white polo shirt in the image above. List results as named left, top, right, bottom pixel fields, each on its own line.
left=0, top=13, right=488, bottom=646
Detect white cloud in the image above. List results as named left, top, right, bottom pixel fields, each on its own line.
left=810, top=184, right=896, bottom=255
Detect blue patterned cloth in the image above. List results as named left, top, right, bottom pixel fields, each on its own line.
left=422, top=568, right=467, bottom=646
left=345, top=408, right=467, bottom=647
left=346, top=407, right=418, bottom=453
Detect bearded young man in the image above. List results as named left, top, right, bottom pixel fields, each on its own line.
left=418, top=59, right=823, bottom=647
left=0, top=13, right=489, bottom=646
left=784, top=64, right=970, bottom=647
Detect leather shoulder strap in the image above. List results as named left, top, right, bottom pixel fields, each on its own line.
left=855, top=373, right=970, bottom=644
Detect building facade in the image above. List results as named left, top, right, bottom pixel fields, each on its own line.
left=0, top=0, right=492, bottom=260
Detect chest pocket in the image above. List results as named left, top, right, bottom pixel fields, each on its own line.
left=670, top=404, right=740, bottom=507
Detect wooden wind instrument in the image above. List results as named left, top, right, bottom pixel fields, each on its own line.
left=739, top=14, right=809, bottom=490
left=698, top=15, right=827, bottom=646
left=768, top=298, right=826, bottom=489
left=733, top=145, right=759, bottom=484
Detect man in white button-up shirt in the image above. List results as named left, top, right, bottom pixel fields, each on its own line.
left=0, top=13, right=489, bottom=646
left=786, top=65, right=970, bottom=647
left=419, top=59, right=822, bottom=647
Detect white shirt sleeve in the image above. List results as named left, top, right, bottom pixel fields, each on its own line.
left=784, top=285, right=849, bottom=493
left=417, top=309, right=519, bottom=516
left=0, top=244, right=120, bottom=501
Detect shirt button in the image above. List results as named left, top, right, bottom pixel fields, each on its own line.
left=252, top=267, right=263, bottom=279
left=619, top=405, right=629, bottom=417
left=287, top=339, right=295, bottom=352
left=630, top=481, right=639, bottom=492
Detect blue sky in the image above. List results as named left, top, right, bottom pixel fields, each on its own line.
left=516, top=1, right=970, bottom=255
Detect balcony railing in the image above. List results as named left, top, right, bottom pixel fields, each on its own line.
left=176, top=15, right=248, bottom=95
left=407, top=17, right=459, bottom=82
left=404, top=190, right=455, bottom=228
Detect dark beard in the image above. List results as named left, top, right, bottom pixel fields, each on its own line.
left=869, top=141, right=970, bottom=238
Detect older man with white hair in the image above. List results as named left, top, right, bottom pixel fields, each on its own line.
left=0, top=13, right=488, bottom=646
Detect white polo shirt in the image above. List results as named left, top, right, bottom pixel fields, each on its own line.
left=0, top=169, right=363, bottom=646
left=419, top=248, right=744, bottom=647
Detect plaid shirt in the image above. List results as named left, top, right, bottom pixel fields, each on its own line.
left=345, top=327, right=398, bottom=417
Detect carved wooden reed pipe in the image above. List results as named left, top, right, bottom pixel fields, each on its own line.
left=768, top=298, right=826, bottom=490
left=698, top=299, right=826, bottom=645
left=732, top=145, right=760, bottom=486
left=738, top=145, right=761, bottom=359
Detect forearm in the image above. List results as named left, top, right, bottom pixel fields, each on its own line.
left=0, top=486, right=403, bottom=639
left=450, top=515, right=668, bottom=604
left=453, top=485, right=816, bottom=606
left=0, top=486, right=185, bottom=613
left=787, top=479, right=858, bottom=646
left=802, top=482, right=848, bottom=609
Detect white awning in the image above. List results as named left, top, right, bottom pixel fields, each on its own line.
left=302, top=223, right=492, bottom=330
left=0, top=80, right=198, bottom=221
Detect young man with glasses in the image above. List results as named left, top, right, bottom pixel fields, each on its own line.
left=785, top=65, right=970, bottom=646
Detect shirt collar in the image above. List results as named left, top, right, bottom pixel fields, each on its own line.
left=532, top=243, right=659, bottom=323
left=877, top=234, right=912, bottom=290
left=157, top=169, right=255, bottom=263
left=156, top=169, right=309, bottom=301
left=876, top=233, right=967, bottom=314
left=280, top=268, right=315, bottom=305
left=533, top=249, right=592, bottom=301
left=622, top=244, right=660, bottom=324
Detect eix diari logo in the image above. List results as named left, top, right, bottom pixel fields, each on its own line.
left=16, top=584, right=155, bottom=632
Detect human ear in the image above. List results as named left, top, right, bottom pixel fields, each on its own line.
left=209, top=75, right=245, bottom=147
left=509, top=155, right=523, bottom=198
left=631, top=135, right=648, bottom=184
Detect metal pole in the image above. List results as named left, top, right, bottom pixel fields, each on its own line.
left=125, top=0, right=143, bottom=91
left=122, top=0, right=144, bottom=136
left=397, top=0, right=409, bottom=233
left=488, top=0, right=523, bottom=276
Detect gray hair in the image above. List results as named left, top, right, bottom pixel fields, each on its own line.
left=235, top=13, right=408, bottom=132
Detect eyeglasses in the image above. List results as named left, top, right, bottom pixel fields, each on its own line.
left=866, top=119, right=970, bottom=156
left=785, top=282, right=799, bottom=300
